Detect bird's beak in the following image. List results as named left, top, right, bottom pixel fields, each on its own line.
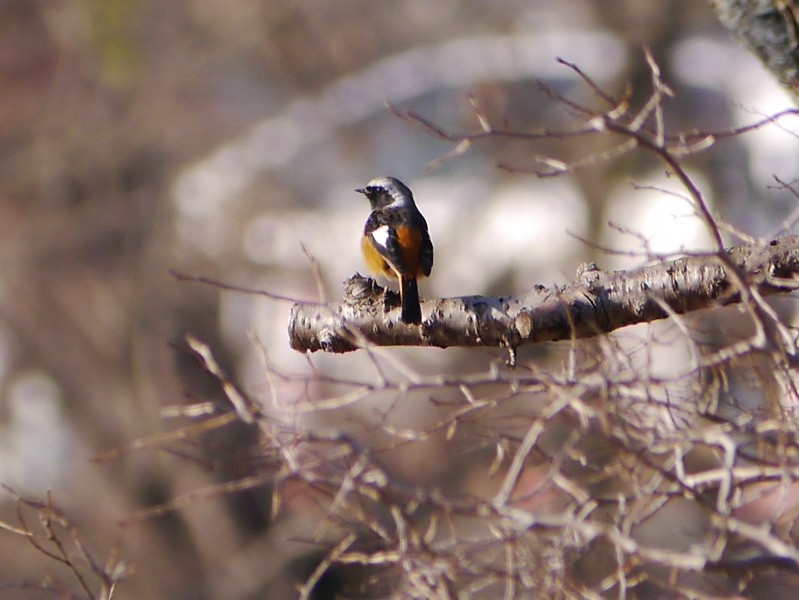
left=354, top=187, right=365, bottom=194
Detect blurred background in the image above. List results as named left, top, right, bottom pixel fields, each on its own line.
left=1, top=0, right=799, bottom=598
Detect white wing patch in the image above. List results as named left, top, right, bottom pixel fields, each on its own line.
left=370, top=225, right=390, bottom=250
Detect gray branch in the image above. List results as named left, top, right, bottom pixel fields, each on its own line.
left=711, top=0, right=799, bottom=97
left=288, top=236, right=799, bottom=354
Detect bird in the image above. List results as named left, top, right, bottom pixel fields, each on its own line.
left=356, top=176, right=434, bottom=324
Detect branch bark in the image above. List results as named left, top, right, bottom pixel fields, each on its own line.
left=711, top=0, right=799, bottom=98
left=289, top=235, right=799, bottom=354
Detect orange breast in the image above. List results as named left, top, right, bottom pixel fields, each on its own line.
left=361, top=235, right=396, bottom=279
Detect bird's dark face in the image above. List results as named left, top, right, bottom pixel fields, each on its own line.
left=356, top=176, right=413, bottom=210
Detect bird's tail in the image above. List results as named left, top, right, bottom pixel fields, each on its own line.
left=400, top=277, right=422, bottom=324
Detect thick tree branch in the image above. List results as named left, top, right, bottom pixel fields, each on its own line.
left=712, top=0, right=799, bottom=97
left=289, top=235, right=799, bottom=354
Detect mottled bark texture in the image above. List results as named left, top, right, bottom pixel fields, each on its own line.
left=711, top=0, right=799, bottom=97
left=289, top=236, right=799, bottom=353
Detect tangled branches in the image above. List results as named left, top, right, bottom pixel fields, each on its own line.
left=102, top=54, right=799, bottom=597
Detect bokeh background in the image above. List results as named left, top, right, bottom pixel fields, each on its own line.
left=1, top=1, right=799, bottom=598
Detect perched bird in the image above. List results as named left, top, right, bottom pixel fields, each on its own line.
left=356, top=177, right=434, bottom=324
